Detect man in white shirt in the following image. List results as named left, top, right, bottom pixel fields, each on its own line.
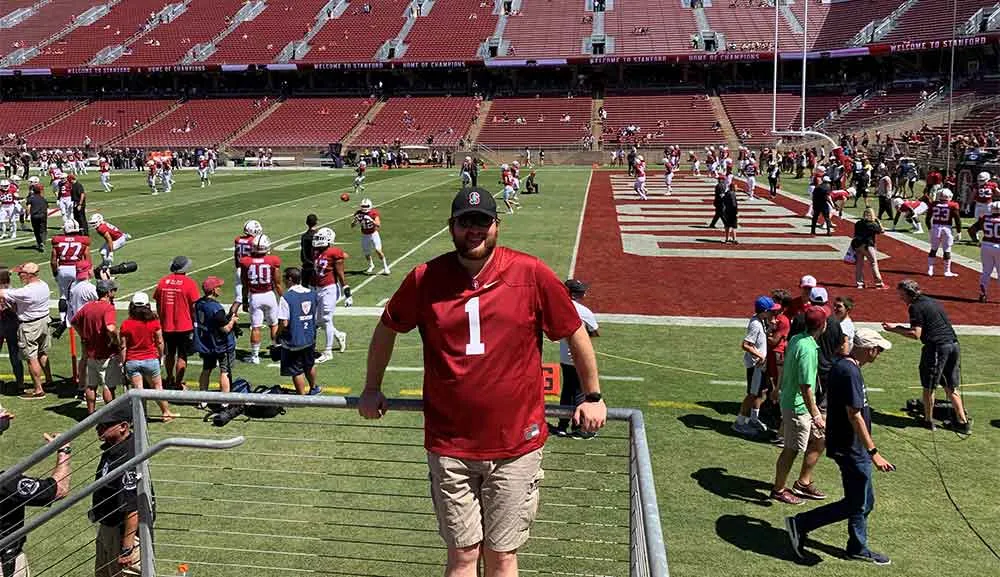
left=0, top=262, right=54, bottom=399
left=67, top=260, right=98, bottom=397
left=550, top=279, right=600, bottom=438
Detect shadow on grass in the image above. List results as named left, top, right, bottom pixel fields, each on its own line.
left=696, top=400, right=741, bottom=416
left=44, top=400, right=89, bottom=423
left=716, top=514, right=821, bottom=565
left=677, top=413, right=774, bottom=444
left=691, top=467, right=772, bottom=507
left=991, top=419, right=1000, bottom=429
left=870, top=409, right=921, bottom=429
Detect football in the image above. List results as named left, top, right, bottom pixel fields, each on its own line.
left=340, top=193, right=350, bottom=202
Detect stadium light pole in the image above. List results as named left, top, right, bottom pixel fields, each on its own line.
left=800, top=0, right=808, bottom=132
left=771, top=0, right=779, bottom=134
left=945, top=0, right=958, bottom=176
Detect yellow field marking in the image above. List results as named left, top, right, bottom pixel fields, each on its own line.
left=398, top=389, right=423, bottom=396
left=648, top=400, right=707, bottom=411
left=595, top=351, right=717, bottom=376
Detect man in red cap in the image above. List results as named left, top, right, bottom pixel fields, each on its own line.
left=193, top=276, right=239, bottom=397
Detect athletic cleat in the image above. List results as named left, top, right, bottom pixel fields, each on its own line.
left=336, top=332, right=347, bottom=352
left=382, top=268, right=391, bottom=275
left=366, top=263, right=375, bottom=274
left=979, top=292, right=988, bottom=303
left=927, top=267, right=934, bottom=276
left=316, top=352, right=333, bottom=364
left=944, top=271, right=958, bottom=277
left=246, top=355, right=260, bottom=365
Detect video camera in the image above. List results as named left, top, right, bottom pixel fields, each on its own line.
left=95, top=259, right=139, bottom=280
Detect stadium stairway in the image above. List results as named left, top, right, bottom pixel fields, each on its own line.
left=0, top=0, right=116, bottom=67
left=462, top=99, right=490, bottom=146
left=104, top=98, right=184, bottom=147
left=709, top=96, right=740, bottom=150
left=18, top=100, right=91, bottom=138
left=591, top=96, right=603, bottom=147
left=220, top=97, right=284, bottom=150
left=341, top=99, right=386, bottom=148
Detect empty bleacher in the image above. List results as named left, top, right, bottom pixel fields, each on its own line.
left=604, top=0, right=698, bottom=56
left=402, top=0, right=497, bottom=61
left=0, top=100, right=82, bottom=137
left=115, top=0, right=244, bottom=66
left=836, top=91, right=924, bottom=124
left=502, top=0, right=590, bottom=59
left=299, top=0, right=409, bottom=62
left=475, top=97, right=593, bottom=147
left=2, top=0, right=99, bottom=61
left=721, top=93, right=800, bottom=145
left=601, top=95, right=719, bottom=147
left=353, top=96, right=475, bottom=147
left=119, top=98, right=267, bottom=147
left=207, top=0, right=328, bottom=64
left=26, top=0, right=167, bottom=67
left=882, top=0, right=998, bottom=44
left=703, top=4, right=798, bottom=51
left=27, top=99, right=175, bottom=148
left=232, top=97, right=374, bottom=147
left=804, top=0, right=893, bottom=50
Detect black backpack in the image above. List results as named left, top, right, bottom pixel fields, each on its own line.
left=205, top=380, right=289, bottom=427
left=243, top=385, right=289, bottom=419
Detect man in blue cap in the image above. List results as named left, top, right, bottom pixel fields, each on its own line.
left=734, top=295, right=781, bottom=435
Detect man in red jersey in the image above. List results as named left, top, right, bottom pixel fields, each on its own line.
left=240, top=234, right=282, bottom=364
left=359, top=187, right=606, bottom=577
left=968, top=201, right=1000, bottom=302
left=925, top=188, right=962, bottom=277
left=310, top=227, right=348, bottom=362
left=50, top=219, right=91, bottom=324
left=98, top=156, right=113, bottom=192
left=351, top=198, right=390, bottom=275
left=88, top=213, right=130, bottom=263
left=234, top=220, right=261, bottom=303
left=969, top=171, right=998, bottom=243
left=56, top=171, right=74, bottom=221
left=0, top=177, right=19, bottom=239
left=154, top=256, right=201, bottom=389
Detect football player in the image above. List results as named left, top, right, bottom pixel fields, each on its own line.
left=146, top=160, right=159, bottom=195
left=98, top=156, right=113, bottom=192
left=208, top=148, right=217, bottom=174
left=925, top=188, right=962, bottom=277
left=829, top=187, right=853, bottom=218
left=240, top=234, right=282, bottom=364
left=311, top=227, right=349, bottom=362
left=689, top=150, right=701, bottom=176
left=891, top=197, right=928, bottom=233
left=662, top=155, right=674, bottom=196
left=500, top=164, right=518, bottom=214
left=162, top=154, right=174, bottom=193
left=198, top=155, right=211, bottom=187
left=970, top=171, right=998, bottom=243
left=511, top=160, right=522, bottom=200
left=634, top=155, right=648, bottom=200
left=968, top=202, right=1000, bottom=302
left=743, top=159, right=758, bottom=199
left=0, top=179, right=19, bottom=238
left=89, top=213, right=131, bottom=263
left=55, top=172, right=74, bottom=221
left=354, top=160, right=367, bottom=194
left=351, top=198, right=390, bottom=275
left=50, top=219, right=91, bottom=320
left=234, top=220, right=261, bottom=303
left=460, top=156, right=473, bottom=186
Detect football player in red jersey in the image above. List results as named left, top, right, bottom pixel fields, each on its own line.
left=240, top=234, right=282, bottom=364
left=55, top=171, right=74, bottom=221
left=0, top=178, right=19, bottom=239
left=360, top=187, right=606, bottom=577
left=197, top=155, right=211, bottom=187
left=891, top=197, right=928, bottom=233
left=89, top=213, right=131, bottom=263
left=925, top=188, right=962, bottom=277
left=969, top=171, right=998, bottom=243
left=968, top=202, right=1000, bottom=302
left=98, top=156, right=113, bottom=192
left=234, top=220, right=261, bottom=303
left=146, top=160, right=158, bottom=195
left=311, top=227, right=349, bottom=362
left=634, top=155, right=648, bottom=200
left=500, top=164, right=519, bottom=213
left=351, top=198, right=390, bottom=275
left=50, top=218, right=91, bottom=302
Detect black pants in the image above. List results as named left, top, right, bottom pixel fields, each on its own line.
left=768, top=177, right=778, bottom=197
left=31, top=215, right=46, bottom=248
left=470, top=173, right=478, bottom=187
left=73, top=207, right=88, bottom=235
left=556, top=363, right=584, bottom=431
left=811, top=203, right=831, bottom=235
left=301, top=266, right=315, bottom=288
left=0, top=317, right=24, bottom=390
left=877, top=196, right=893, bottom=221
left=709, top=203, right=724, bottom=228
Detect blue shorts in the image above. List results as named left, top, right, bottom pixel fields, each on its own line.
left=124, top=359, right=161, bottom=379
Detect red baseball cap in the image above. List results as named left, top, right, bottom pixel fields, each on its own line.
left=202, top=276, right=224, bottom=293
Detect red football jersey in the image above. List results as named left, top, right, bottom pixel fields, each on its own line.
left=99, top=161, right=109, bottom=173
left=636, top=161, right=646, bottom=178
left=58, top=180, right=72, bottom=198
left=233, top=235, right=255, bottom=263
left=381, top=247, right=583, bottom=460
left=355, top=209, right=380, bottom=235
left=0, top=189, right=15, bottom=205
left=51, top=234, right=91, bottom=266
left=96, top=222, right=124, bottom=241
left=901, top=200, right=924, bottom=213
left=979, top=214, right=1000, bottom=243
left=313, top=246, right=347, bottom=287
left=239, top=255, right=281, bottom=294
left=502, top=170, right=514, bottom=187
left=199, top=159, right=208, bottom=170
left=830, top=190, right=850, bottom=203
left=930, top=201, right=960, bottom=226
left=147, top=165, right=156, bottom=177
left=976, top=182, right=998, bottom=204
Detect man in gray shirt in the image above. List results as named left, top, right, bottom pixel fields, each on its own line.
left=0, top=263, right=54, bottom=399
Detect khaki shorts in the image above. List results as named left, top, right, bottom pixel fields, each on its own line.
left=428, top=447, right=544, bottom=552
left=95, top=523, right=140, bottom=577
left=87, top=357, right=123, bottom=391
left=781, top=409, right=824, bottom=452
left=5, top=551, right=29, bottom=576
left=17, top=317, right=50, bottom=360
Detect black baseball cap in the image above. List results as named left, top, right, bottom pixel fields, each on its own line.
left=565, top=279, right=588, bottom=295
left=96, top=404, right=133, bottom=426
left=451, top=187, right=497, bottom=219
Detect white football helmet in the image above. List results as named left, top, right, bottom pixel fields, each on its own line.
left=252, top=234, right=271, bottom=254
left=243, top=219, right=263, bottom=236
left=637, top=155, right=644, bottom=162
left=991, top=201, right=1000, bottom=214
left=501, top=163, right=508, bottom=171
left=99, top=157, right=107, bottom=163
left=0, top=180, right=8, bottom=188
left=512, top=160, right=519, bottom=167
left=89, top=213, right=104, bottom=227
left=312, top=227, right=335, bottom=248
left=979, top=171, right=992, bottom=185
left=359, top=160, right=367, bottom=168
left=937, top=188, right=953, bottom=202
left=28, top=176, right=39, bottom=184
left=63, top=219, right=80, bottom=234
left=10, top=175, right=20, bottom=182
left=892, top=197, right=904, bottom=211
left=816, top=165, right=827, bottom=173
left=360, top=198, right=373, bottom=211
left=465, top=156, right=472, bottom=162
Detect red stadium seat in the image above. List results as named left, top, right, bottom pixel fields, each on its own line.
left=2, top=0, right=102, bottom=62
left=604, top=1, right=700, bottom=56
left=881, top=0, right=998, bottom=44
left=352, top=96, right=475, bottom=147
left=601, top=95, right=719, bottom=147
left=119, top=98, right=270, bottom=147
left=27, top=99, right=176, bottom=148
left=502, top=0, right=591, bottom=59
left=402, top=0, right=497, bottom=61
left=476, top=97, right=593, bottom=147
left=115, top=0, right=245, bottom=66
left=0, top=100, right=83, bottom=137
left=298, top=0, right=409, bottom=63
left=206, top=0, right=329, bottom=65
left=232, top=97, right=375, bottom=147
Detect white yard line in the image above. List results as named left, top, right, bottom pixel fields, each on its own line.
left=346, top=225, right=449, bottom=299
left=568, top=169, right=593, bottom=278
left=125, top=177, right=453, bottom=297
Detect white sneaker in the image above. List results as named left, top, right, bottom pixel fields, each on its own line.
left=366, top=263, right=375, bottom=274
left=246, top=355, right=260, bottom=365
left=944, top=271, right=958, bottom=277
left=151, top=191, right=158, bottom=196
left=750, top=419, right=769, bottom=433
left=382, top=267, right=390, bottom=275
left=316, top=352, right=333, bottom=364
left=927, top=267, right=934, bottom=276
left=336, top=332, right=347, bottom=352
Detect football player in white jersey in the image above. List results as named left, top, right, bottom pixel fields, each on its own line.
left=351, top=198, right=390, bottom=275
left=354, top=160, right=367, bottom=194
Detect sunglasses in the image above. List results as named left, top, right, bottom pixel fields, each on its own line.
left=453, top=214, right=497, bottom=229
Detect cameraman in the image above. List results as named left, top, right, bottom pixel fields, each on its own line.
left=193, top=277, right=238, bottom=397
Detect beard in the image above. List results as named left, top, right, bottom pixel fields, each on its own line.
left=451, top=225, right=498, bottom=261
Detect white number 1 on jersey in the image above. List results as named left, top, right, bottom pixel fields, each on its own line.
left=464, top=297, right=485, bottom=355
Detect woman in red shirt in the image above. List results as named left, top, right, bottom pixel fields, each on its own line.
left=120, top=292, right=177, bottom=421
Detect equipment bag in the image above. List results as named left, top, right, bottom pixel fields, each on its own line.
left=243, top=385, right=289, bottom=419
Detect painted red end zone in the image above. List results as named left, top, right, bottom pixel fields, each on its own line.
left=573, top=172, right=1000, bottom=325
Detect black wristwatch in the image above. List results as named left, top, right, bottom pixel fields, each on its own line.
left=584, top=392, right=603, bottom=403
left=867, top=447, right=878, bottom=456
left=57, top=446, right=72, bottom=455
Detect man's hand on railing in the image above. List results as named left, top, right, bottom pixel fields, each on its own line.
left=358, top=388, right=387, bottom=419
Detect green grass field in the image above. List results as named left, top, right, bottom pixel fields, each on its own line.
left=1, top=167, right=998, bottom=577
